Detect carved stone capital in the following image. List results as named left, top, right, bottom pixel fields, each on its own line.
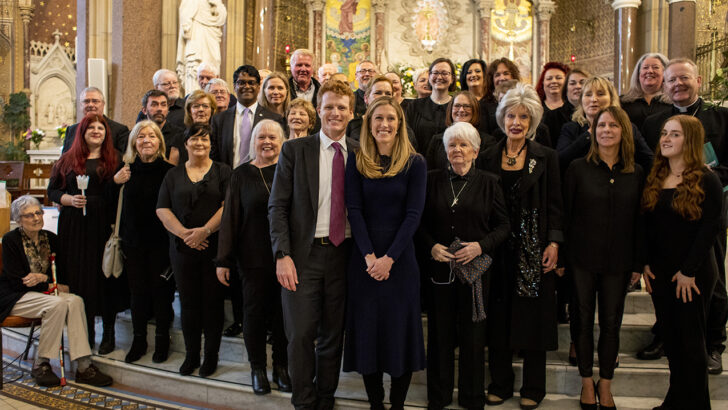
left=535, top=0, right=557, bottom=21
left=611, top=0, right=641, bottom=10
left=476, top=0, right=495, bottom=17
left=18, top=0, right=35, bottom=23
left=372, top=0, right=387, bottom=13
left=307, top=0, right=326, bottom=12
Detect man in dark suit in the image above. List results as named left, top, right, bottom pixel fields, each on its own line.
left=353, top=60, right=377, bottom=119
left=62, top=87, right=130, bottom=154
left=288, top=49, right=321, bottom=107
left=210, top=65, right=285, bottom=168
left=135, top=69, right=186, bottom=129
left=140, top=89, right=184, bottom=164
left=640, top=58, right=728, bottom=374
left=269, top=80, right=357, bottom=409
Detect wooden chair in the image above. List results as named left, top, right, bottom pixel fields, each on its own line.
left=20, top=163, right=54, bottom=206
left=0, top=316, right=42, bottom=389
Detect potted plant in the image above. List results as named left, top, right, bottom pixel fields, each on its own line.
left=0, top=92, right=31, bottom=161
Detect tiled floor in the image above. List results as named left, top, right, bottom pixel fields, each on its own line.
left=0, top=395, right=42, bottom=409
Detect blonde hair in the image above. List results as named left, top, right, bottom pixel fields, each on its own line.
left=356, top=97, right=415, bottom=178
left=123, top=120, right=167, bottom=163
left=258, top=71, right=291, bottom=114
left=286, top=98, right=316, bottom=132
left=572, top=77, right=620, bottom=126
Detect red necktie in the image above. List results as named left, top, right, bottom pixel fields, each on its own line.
left=329, top=142, right=345, bottom=246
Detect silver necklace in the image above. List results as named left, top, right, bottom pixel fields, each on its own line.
left=449, top=178, right=468, bottom=207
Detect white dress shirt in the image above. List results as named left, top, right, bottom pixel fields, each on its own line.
left=315, top=131, right=351, bottom=239
left=233, top=101, right=258, bottom=167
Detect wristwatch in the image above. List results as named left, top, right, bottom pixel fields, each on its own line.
left=275, top=250, right=289, bottom=259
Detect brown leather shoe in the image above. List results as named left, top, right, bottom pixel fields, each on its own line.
left=31, top=362, right=60, bottom=387
left=75, top=364, right=113, bottom=387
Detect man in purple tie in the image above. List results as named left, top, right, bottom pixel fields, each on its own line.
left=269, top=80, right=358, bottom=410
left=210, top=65, right=285, bottom=168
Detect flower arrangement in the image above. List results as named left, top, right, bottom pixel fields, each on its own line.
left=24, top=128, right=45, bottom=149
left=56, top=125, right=68, bottom=141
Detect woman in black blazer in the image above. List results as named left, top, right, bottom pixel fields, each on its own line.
left=420, top=121, right=510, bottom=409
left=476, top=83, right=563, bottom=410
left=564, top=107, right=644, bottom=409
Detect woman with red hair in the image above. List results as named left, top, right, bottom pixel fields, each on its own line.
left=535, top=62, right=569, bottom=112
left=48, top=113, right=127, bottom=355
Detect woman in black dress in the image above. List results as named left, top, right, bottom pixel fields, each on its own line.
left=542, top=68, right=590, bottom=148
left=641, top=115, right=721, bottom=410
left=156, top=123, right=231, bottom=377
left=116, top=120, right=175, bottom=364
left=482, top=58, right=521, bottom=135
left=620, top=53, right=671, bottom=134
left=343, top=97, right=427, bottom=410
left=425, top=91, right=496, bottom=170
left=535, top=62, right=569, bottom=114
left=476, top=83, right=563, bottom=410
left=178, top=90, right=218, bottom=164
left=420, top=121, right=510, bottom=410
left=564, top=107, right=644, bottom=409
left=404, top=58, right=456, bottom=153
left=48, top=113, right=126, bottom=355
left=216, top=120, right=291, bottom=395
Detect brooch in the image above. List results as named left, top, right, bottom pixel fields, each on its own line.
left=528, top=158, right=536, bottom=174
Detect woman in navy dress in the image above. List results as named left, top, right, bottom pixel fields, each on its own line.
left=343, top=96, right=427, bottom=410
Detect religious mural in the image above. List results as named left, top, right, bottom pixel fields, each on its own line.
left=325, top=0, right=371, bottom=84
left=491, top=0, right=533, bottom=83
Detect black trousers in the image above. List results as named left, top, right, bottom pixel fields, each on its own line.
left=571, top=267, right=629, bottom=379
left=170, top=249, right=224, bottom=358
left=363, top=371, right=412, bottom=409
left=427, top=280, right=486, bottom=409
left=241, top=266, right=287, bottom=369
left=488, top=348, right=546, bottom=403
left=652, top=268, right=716, bottom=410
left=281, top=240, right=350, bottom=410
left=124, top=245, right=175, bottom=339
left=228, top=267, right=244, bottom=324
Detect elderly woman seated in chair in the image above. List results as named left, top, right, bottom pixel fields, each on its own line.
left=0, top=195, right=112, bottom=387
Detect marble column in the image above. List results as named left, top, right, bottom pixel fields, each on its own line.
left=372, top=0, right=386, bottom=69
left=476, top=0, right=495, bottom=61
left=161, top=0, right=178, bottom=72
left=224, top=0, right=246, bottom=80
left=110, top=0, right=163, bottom=126
left=667, top=0, right=696, bottom=59
left=18, top=0, right=34, bottom=90
left=254, top=0, right=276, bottom=69
left=534, top=0, right=556, bottom=71
left=76, top=0, right=113, bottom=120
left=612, top=0, right=641, bottom=95
left=307, top=0, right=326, bottom=64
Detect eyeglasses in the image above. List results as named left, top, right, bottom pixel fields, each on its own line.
left=20, top=210, right=44, bottom=219
left=431, top=71, right=452, bottom=78
left=157, top=81, right=179, bottom=88
left=210, top=89, right=228, bottom=95
left=236, top=80, right=258, bottom=87
left=453, top=104, right=473, bottom=110
left=82, top=99, right=102, bottom=104
left=357, top=69, right=376, bottom=74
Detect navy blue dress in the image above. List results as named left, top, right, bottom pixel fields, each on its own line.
left=343, top=152, right=427, bottom=377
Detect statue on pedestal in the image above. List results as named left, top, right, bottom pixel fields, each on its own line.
left=176, top=0, right=227, bottom=94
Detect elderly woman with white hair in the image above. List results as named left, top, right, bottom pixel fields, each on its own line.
left=620, top=52, right=672, bottom=133
left=476, top=83, right=563, bottom=410
left=418, top=121, right=510, bottom=410
left=215, top=119, right=290, bottom=395
left=0, top=196, right=113, bottom=387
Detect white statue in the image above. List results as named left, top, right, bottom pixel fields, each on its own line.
left=176, top=0, right=227, bottom=94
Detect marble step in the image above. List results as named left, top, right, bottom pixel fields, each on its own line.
left=3, top=325, right=727, bottom=405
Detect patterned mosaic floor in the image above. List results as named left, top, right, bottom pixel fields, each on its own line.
left=1, top=363, right=183, bottom=410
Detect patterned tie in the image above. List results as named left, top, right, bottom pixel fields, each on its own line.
left=237, top=107, right=252, bottom=167
left=329, top=141, right=345, bottom=246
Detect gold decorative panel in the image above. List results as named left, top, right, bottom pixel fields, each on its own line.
left=696, top=0, right=728, bottom=46
left=31, top=0, right=76, bottom=46
left=274, top=0, right=309, bottom=72
left=549, top=0, right=613, bottom=77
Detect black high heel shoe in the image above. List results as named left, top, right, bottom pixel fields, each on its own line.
left=579, top=381, right=598, bottom=410
left=596, top=379, right=617, bottom=410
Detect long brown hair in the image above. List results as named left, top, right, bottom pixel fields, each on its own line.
left=356, top=97, right=415, bottom=178
left=585, top=107, right=635, bottom=173
left=641, top=115, right=707, bottom=220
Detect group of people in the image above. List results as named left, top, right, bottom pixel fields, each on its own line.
left=0, top=48, right=725, bottom=410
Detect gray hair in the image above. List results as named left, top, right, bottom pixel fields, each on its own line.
left=413, top=68, right=429, bottom=84
left=153, top=69, right=177, bottom=87
left=81, top=86, right=105, bottom=103
left=496, top=83, right=543, bottom=140
left=622, top=53, right=670, bottom=103
left=291, top=48, right=316, bottom=67
left=248, top=120, right=286, bottom=161
left=11, top=195, right=41, bottom=222
left=205, top=78, right=230, bottom=93
left=443, top=122, right=481, bottom=154
left=197, top=62, right=219, bottom=77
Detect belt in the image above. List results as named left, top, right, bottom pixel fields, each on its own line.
left=313, top=236, right=332, bottom=246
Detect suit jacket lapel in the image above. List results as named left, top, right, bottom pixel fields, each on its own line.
left=306, top=134, right=321, bottom=214
left=253, top=105, right=266, bottom=128
left=222, top=107, right=236, bottom=166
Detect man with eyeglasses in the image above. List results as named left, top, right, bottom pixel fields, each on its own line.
left=136, top=69, right=186, bottom=129
left=210, top=65, right=285, bottom=168
left=62, top=87, right=130, bottom=154
left=140, top=89, right=185, bottom=165
left=288, top=49, right=321, bottom=107
left=353, top=60, right=377, bottom=119
left=641, top=58, right=728, bottom=376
